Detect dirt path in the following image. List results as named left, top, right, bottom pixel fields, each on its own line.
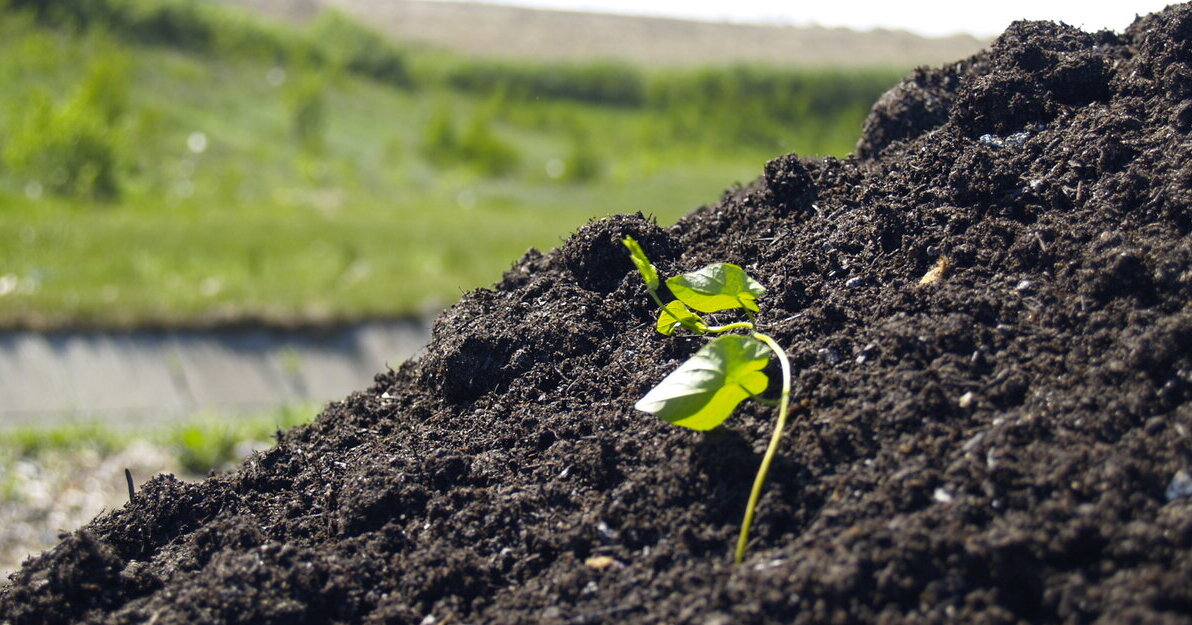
left=4, top=5, right=1192, bottom=624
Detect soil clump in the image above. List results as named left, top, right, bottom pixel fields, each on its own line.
left=4, top=6, right=1192, bottom=624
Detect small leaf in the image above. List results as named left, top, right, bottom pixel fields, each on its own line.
left=667, top=263, right=766, bottom=313
left=656, top=300, right=707, bottom=335
left=621, top=236, right=659, bottom=291
left=635, top=335, right=772, bottom=431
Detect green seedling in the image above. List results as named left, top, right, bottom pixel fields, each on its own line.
left=622, top=236, right=793, bottom=564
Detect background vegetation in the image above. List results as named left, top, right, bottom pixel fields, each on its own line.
left=0, top=0, right=905, bottom=329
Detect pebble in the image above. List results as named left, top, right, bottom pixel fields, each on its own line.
left=979, top=130, right=1031, bottom=148
left=1166, top=470, right=1192, bottom=502
left=817, top=347, right=844, bottom=365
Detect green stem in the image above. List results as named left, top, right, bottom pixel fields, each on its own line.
left=705, top=321, right=755, bottom=333
left=646, top=288, right=667, bottom=312
left=749, top=395, right=779, bottom=408
left=735, top=331, right=792, bottom=564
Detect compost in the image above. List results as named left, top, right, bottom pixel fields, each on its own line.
left=4, top=7, right=1192, bottom=624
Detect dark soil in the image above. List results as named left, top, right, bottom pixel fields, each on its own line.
left=5, top=7, right=1192, bottom=625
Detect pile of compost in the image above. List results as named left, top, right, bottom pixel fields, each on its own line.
left=4, top=6, right=1192, bottom=624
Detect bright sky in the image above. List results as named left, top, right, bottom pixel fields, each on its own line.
left=444, top=0, right=1177, bottom=37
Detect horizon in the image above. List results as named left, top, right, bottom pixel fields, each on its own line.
left=419, top=0, right=1176, bottom=38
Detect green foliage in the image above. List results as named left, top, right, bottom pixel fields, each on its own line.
left=458, top=111, right=520, bottom=176
left=0, top=422, right=124, bottom=458
left=3, top=89, right=125, bottom=200
left=623, top=236, right=795, bottom=563
left=421, top=105, right=521, bottom=176
left=165, top=405, right=317, bottom=473
left=623, top=236, right=778, bottom=426
left=0, top=0, right=899, bottom=327
left=0, top=404, right=318, bottom=494
left=445, top=59, right=646, bottom=106
left=655, top=299, right=705, bottom=336
left=286, top=72, right=327, bottom=153
left=635, top=334, right=771, bottom=430
left=0, top=45, right=131, bottom=200
left=666, top=262, right=766, bottom=313
left=561, top=133, right=603, bottom=183
left=3, top=0, right=407, bottom=86
left=622, top=235, right=659, bottom=290
left=306, top=10, right=409, bottom=87
left=443, top=57, right=899, bottom=151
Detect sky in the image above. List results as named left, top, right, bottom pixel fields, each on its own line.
left=435, top=0, right=1178, bottom=37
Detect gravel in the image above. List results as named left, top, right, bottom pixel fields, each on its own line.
left=0, top=442, right=199, bottom=581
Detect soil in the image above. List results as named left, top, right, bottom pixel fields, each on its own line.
left=4, top=6, right=1192, bottom=625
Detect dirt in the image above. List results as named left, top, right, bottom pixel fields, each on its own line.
left=4, top=6, right=1192, bottom=625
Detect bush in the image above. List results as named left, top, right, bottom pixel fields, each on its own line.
left=562, top=133, right=602, bottom=183
left=3, top=56, right=130, bottom=200
left=286, top=73, right=327, bottom=153
left=457, top=111, right=520, bottom=176
left=446, top=60, right=645, bottom=106
left=421, top=106, right=521, bottom=177
left=306, top=11, right=410, bottom=87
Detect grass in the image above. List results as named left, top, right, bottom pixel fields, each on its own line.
left=0, top=402, right=319, bottom=481
left=0, top=2, right=904, bottom=330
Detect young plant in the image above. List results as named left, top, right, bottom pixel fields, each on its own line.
left=622, top=236, right=793, bottom=564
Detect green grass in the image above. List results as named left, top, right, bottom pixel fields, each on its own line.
left=0, top=403, right=319, bottom=480
left=0, top=2, right=902, bottom=329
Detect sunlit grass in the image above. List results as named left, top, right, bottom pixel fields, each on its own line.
left=0, top=402, right=320, bottom=482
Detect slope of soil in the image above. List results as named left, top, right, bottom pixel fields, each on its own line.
left=4, top=6, right=1192, bottom=625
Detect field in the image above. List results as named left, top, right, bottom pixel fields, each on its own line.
left=236, top=0, right=986, bottom=68
left=0, top=0, right=905, bottom=329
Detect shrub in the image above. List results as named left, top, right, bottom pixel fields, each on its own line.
left=305, top=10, right=410, bottom=87
left=3, top=78, right=125, bottom=199
left=421, top=106, right=521, bottom=177
left=286, top=73, right=327, bottom=153
left=562, top=133, right=602, bottom=183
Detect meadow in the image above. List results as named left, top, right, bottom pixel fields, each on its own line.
left=0, top=0, right=905, bottom=329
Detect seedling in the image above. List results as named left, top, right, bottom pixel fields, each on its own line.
left=622, top=236, right=793, bottom=564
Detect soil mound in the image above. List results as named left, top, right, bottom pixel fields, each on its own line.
left=5, top=7, right=1192, bottom=625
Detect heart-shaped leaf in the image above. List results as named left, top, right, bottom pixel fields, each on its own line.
left=656, top=300, right=707, bottom=335
left=635, top=335, right=771, bottom=430
left=667, top=263, right=765, bottom=313
left=620, top=236, right=659, bottom=291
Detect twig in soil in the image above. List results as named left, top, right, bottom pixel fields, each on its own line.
left=124, top=468, right=135, bottom=502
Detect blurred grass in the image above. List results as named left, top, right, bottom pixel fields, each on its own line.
left=0, top=0, right=905, bottom=329
left=0, top=402, right=319, bottom=481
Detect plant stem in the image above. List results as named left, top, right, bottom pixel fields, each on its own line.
left=646, top=288, right=668, bottom=312
left=735, top=331, right=792, bottom=564
left=705, top=321, right=755, bottom=333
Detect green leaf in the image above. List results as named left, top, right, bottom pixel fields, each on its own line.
left=621, top=236, right=659, bottom=291
left=656, top=300, right=707, bottom=335
left=667, top=263, right=765, bottom=313
left=635, top=335, right=772, bottom=431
